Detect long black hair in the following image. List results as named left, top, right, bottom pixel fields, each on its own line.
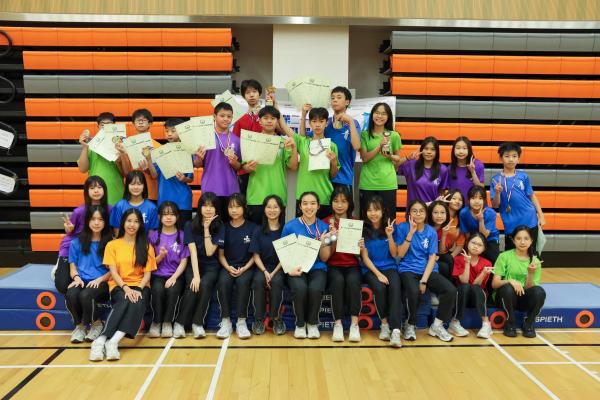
left=511, top=225, right=536, bottom=262
left=78, top=205, right=112, bottom=257
left=83, top=175, right=108, bottom=209
left=361, top=195, right=388, bottom=240
left=415, top=136, right=441, bottom=181
left=123, top=170, right=148, bottom=201
left=427, top=200, right=450, bottom=229
left=261, top=195, right=285, bottom=235
left=450, top=136, right=475, bottom=180
left=117, top=208, right=150, bottom=269
left=367, top=102, right=394, bottom=138
left=153, top=201, right=182, bottom=247
left=191, top=191, right=223, bottom=236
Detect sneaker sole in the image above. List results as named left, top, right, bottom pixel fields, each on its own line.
left=390, top=342, right=402, bottom=348
left=428, top=330, right=454, bottom=342
left=448, top=329, right=469, bottom=337
left=106, top=355, right=120, bottom=361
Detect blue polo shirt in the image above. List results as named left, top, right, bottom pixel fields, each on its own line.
left=361, top=235, right=397, bottom=273
left=394, top=222, right=439, bottom=274
left=459, top=207, right=500, bottom=243
left=490, top=170, right=538, bottom=235
left=109, top=199, right=158, bottom=230
left=154, top=162, right=194, bottom=211
left=68, top=239, right=107, bottom=283
left=324, top=118, right=361, bottom=186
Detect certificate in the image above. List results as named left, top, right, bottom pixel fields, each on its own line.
left=176, top=116, right=216, bottom=153
left=123, top=133, right=153, bottom=167
left=285, top=76, right=331, bottom=111
left=240, top=130, right=282, bottom=165
left=295, top=236, right=323, bottom=272
left=308, top=138, right=331, bottom=171
left=151, top=142, right=193, bottom=179
left=87, top=124, right=126, bottom=162
left=212, top=90, right=246, bottom=124
left=272, top=234, right=299, bottom=273
left=335, top=218, right=364, bottom=255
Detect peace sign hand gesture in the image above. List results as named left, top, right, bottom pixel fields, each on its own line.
left=62, top=213, right=74, bottom=234
left=461, top=248, right=471, bottom=264
left=492, top=179, right=502, bottom=194
left=408, top=215, right=418, bottom=233
left=385, top=218, right=395, bottom=237
left=467, top=156, right=476, bottom=173
left=407, top=150, right=423, bottom=161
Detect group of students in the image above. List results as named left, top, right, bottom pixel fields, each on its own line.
left=53, top=79, right=546, bottom=361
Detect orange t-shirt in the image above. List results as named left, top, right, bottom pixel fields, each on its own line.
left=103, top=238, right=157, bottom=291
left=437, top=215, right=465, bottom=254
left=129, top=135, right=161, bottom=200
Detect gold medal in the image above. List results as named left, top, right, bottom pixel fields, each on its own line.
left=111, top=136, right=123, bottom=144
left=333, top=120, right=343, bottom=130
left=506, top=205, right=511, bottom=214
left=224, top=145, right=235, bottom=157
left=142, top=147, right=152, bottom=158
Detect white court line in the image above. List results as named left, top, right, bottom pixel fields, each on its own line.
left=205, top=337, right=229, bottom=400
left=537, top=333, right=600, bottom=383
left=487, top=337, right=559, bottom=400
left=0, top=363, right=215, bottom=369
left=521, top=361, right=600, bottom=365
left=536, top=330, right=600, bottom=334
left=134, top=337, right=175, bottom=400
left=0, top=332, right=71, bottom=336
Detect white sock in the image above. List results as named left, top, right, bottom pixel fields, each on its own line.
left=433, top=318, right=443, bottom=327
left=237, top=318, right=246, bottom=324
left=109, top=330, right=126, bottom=344
left=95, top=335, right=107, bottom=345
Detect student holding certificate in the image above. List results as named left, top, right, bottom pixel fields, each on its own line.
left=281, top=192, right=335, bottom=340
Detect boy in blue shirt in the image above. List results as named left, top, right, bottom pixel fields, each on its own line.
left=491, top=142, right=545, bottom=252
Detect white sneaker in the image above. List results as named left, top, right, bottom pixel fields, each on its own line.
left=70, top=325, right=86, bottom=344
left=161, top=322, right=173, bottom=338
left=85, top=322, right=103, bottom=342
left=307, top=324, right=320, bottom=339
left=294, top=325, right=307, bottom=339
left=348, top=324, right=361, bottom=342
left=448, top=319, right=469, bottom=337
left=192, top=324, right=206, bottom=339
left=403, top=323, right=417, bottom=341
left=430, top=293, right=440, bottom=306
left=428, top=322, right=454, bottom=342
left=104, top=340, right=120, bottom=361
left=379, top=323, right=391, bottom=341
left=390, top=328, right=402, bottom=348
left=236, top=320, right=251, bottom=339
left=148, top=322, right=161, bottom=338
left=173, top=322, right=186, bottom=338
left=332, top=323, right=344, bottom=342
left=216, top=319, right=233, bottom=339
left=477, top=321, right=493, bottom=339
left=89, top=339, right=105, bottom=361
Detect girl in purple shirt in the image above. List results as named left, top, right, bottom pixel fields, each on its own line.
left=448, top=136, right=485, bottom=202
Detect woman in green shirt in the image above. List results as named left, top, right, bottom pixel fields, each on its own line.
left=359, top=102, right=402, bottom=218
left=492, top=225, right=546, bottom=338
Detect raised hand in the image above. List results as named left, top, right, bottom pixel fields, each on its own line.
left=203, top=215, right=218, bottom=229
left=407, top=150, right=423, bottom=161
left=408, top=215, right=418, bottom=233
left=302, top=103, right=313, bottom=115
left=467, top=156, right=476, bottom=173
left=62, top=213, right=74, bottom=234
left=385, top=218, right=395, bottom=237
left=461, top=248, right=472, bottom=264
left=475, top=209, right=484, bottom=221
left=175, top=171, right=187, bottom=182
left=492, top=179, right=502, bottom=194
left=195, top=145, right=206, bottom=161
left=79, top=130, right=90, bottom=147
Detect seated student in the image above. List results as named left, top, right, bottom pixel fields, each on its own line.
left=216, top=194, right=257, bottom=340
left=396, top=200, right=457, bottom=342
left=492, top=226, right=545, bottom=338
left=250, top=195, right=287, bottom=335
left=147, top=202, right=189, bottom=338
left=243, top=106, right=298, bottom=225
left=194, top=102, right=242, bottom=221
left=174, top=192, right=225, bottom=339
left=448, top=136, right=485, bottom=202
left=359, top=102, right=402, bottom=217
left=427, top=200, right=454, bottom=280
left=296, top=106, right=340, bottom=219
left=65, top=205, right=112, bottom=343
left=90, top=208, right=157, bottom=361
left=491, top=142, right=545, bottom=252
left=440, top=189, right=467, bottom=261
left=360, top=195, right=402, bottom=347
left=54, top=176, right=110, bottom=295
left=459, top=186, right=500, bottom=264
left=110, top=171, right=159, bottom=235
left=283, top=191, right=334, bottom=340
left=451, top=233, right=493, bottom=339
left=147, top=118, right=194, bottom=223
left=77, top=112, right=127, bottom=205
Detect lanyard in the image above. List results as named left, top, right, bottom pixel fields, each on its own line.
left=299, top=217, right=321, bottom=239
left=502, top=173, right=517, bottom=204
left=214, top=129, right=231, bottom=154
left=308, top=138, right=327, bottom=156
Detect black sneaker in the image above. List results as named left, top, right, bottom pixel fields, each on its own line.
left=252, top=319, right=266, bottom=335
left=503, top=323, right=517, bottom=338
left=522, top=319, right=537, bottom=338
left=272, top=319, right=286, bottom=336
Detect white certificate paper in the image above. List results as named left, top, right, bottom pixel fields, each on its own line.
left=176, top=116, right=216, bottom=153
left=212, top=90, right=246, bottom=124
left=87, top=124, right=126, bottom=162
left=240, top=130, right=282, bottom=165
left=272, top=234, right=299, bottom=273
left=295, top=236, right=323, bottom=272
left=285, top=76, right=331, bottom=111
left=123, top=133, right=153, bottom=167
left=152, top=142, right=194, bottom=179
left=308, top=138, right=332, bottom=171
left=335, top=218, right=364, bottom=255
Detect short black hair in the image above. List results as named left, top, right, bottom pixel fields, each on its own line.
left=214, top=102, right=233, bottom=114
left=467, top=185, right=487, bottom=201
left=258, top=105, right=280, bottom=119
left=309, top=107, right=328, bottom=121
left=331, top=86, right=352, bottom=102
left=241, top=79, right=263, bottom=96
left=132, top=108, right=153, bottom=123
left=164, top=118, right=185, bottom=129
left=498, top=142, right=522, bottom=157
left=96, top=112, right=115, bottom=125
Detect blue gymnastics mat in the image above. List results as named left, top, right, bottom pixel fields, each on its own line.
left=0, top=264, right=66, bottom=310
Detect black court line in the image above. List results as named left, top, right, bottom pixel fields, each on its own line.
left=1, top=348, right=64, bottom=400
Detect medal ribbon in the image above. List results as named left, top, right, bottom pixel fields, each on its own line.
left=300, top=217, right=321, bottom=239
left=502, top=173, right=517, bottom=207
left=214, top=129, right=231, bottom=154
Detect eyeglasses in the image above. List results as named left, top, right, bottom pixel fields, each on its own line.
left=410, top=209, right=425, bottom=215
left=134, top=118, right=149, bottom=123
left=373, top=112, right=388, bottom=117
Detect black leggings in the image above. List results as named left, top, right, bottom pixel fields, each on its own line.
left=359, top=189, right=397, bottom=219
left=364, top=269, right=402, bottom=330
left=328, top=266, right=362, bottom=320
left=252, top=270, right=285, bottom=320
left=454, top=283, right=487, bottom=320
left=287, top=269, right=327, bottom=327
left=151, top=275, right=184, bottom=324
left=217, top=267, right=254, bottom=319
left=65, top=282, right=109, bottom=326
left=176, top=266, right=220, bottom=326
left=400, top=271, right=457, bottom=324
left=102, top=286, right=150, bottom=339
left=495, top=284, right=546, bottom=327
left=437, top=253, right=454, bottom=281
left=54, top=257, right=71, bottom=295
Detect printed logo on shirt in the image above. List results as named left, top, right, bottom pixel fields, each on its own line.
left=518, top=179, right=524, bottom=191
left=170, top=242, right=180, bottom=254
left=422, top=238, right=430, bottom=249
left=142, top=213, right=148, bottom=223
left=343, top=128, right=350, bottom=141
left=243, top=235, right=251, bottom=244
left=433, top=178, right=440, bottom=186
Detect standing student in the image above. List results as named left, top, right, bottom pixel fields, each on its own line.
left=451, top=233, right=494, bottom=339
left=323, top=186, right=362, bottom=343
left=65, top=205, right=112, bottom=343
left=296, top=107, right=340, bottom=219
left=194, top=102, right=242, bottom=221
left=491, top=142, right=545, bottom=252
left=448, top=136, right=485, bottom=202
left=459, top=186, right=500, bottom=264
left=250, top=195, right=287, bottom=335
left=243, top=106, right=299, bottom=225
left=360, top=196, right=402, bottom=347
left=359, top=102, right=402, bottom=217
left=492, top=226, right=545, bottom=338
left=427, top=200, right=454, bottom=280
left=175, top=192, right=225, bottom=339
left=77, top=112, right=127, bottom=205
left=282, top=192, right=334, bottom=340
left=110, top=171, right=159, bottom=235
left=396, top=200, right=457, bottom=342
left=89, top=208, right=157, bottom=361
left=54, top=176, right=110, bottom=295
left=216, top=194, right=257, bottom=340
left=147, top=118, right=194, bottom=223
left=398, top=136, right=449, bottom=205
left=147, top=202, right=189, bottom=338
